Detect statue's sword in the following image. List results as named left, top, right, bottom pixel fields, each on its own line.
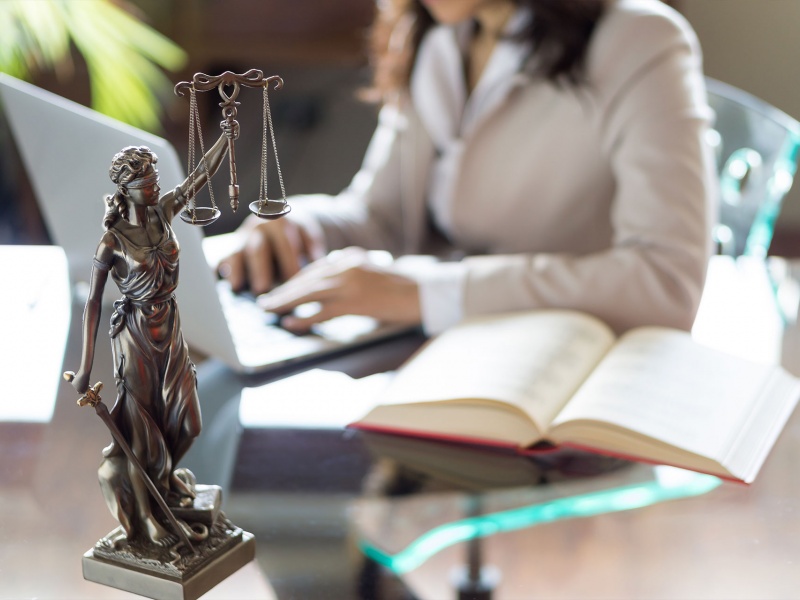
left=63, top=372, right=196, bottom=554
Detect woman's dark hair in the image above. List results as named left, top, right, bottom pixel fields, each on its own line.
left=366, top=0, right=606, bottom=100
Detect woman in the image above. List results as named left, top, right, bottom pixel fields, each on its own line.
left=221, top=0, right=715, bottom=336
left=69, top=127, right=234, bottom=546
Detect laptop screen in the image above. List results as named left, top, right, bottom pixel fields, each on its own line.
left=0, top=73, right=242, bottom=365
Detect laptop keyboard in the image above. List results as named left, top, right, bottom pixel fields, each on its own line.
left=214, top=279, right=404, bottom=369
left=216, top=282, right=303, bottom=350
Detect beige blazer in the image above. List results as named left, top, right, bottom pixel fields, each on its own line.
left=290, top=0, right=717, bottom=334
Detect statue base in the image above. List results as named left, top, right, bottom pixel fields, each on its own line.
left=82, top=485, right=255, bottom=600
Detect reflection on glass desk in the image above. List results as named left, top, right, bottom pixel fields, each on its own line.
left=353, top=455, right=720, bottom=578
left=3, top=249, right=800, bottom=600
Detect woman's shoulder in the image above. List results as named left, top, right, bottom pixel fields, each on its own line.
left=587, top=0, right=702, bottom=86
left=596, top=0, right=699, bottom=44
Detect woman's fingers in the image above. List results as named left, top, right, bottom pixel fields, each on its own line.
left=299, top=224, right=326, bottom=262
left=257, top=252, right=422, bottom=330
left=280, top=302, right=347, bottom=331
left=257, top=276, right=339, bottom=314
left=243, top=231, right=276, bottom=295
left=271, top=223, right=305, bottom=284
left=218, top=218, right=321, bottom=294
left=218, top=252, right=247, bottom=292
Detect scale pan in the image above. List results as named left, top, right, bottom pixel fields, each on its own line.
left=179, top=207, right=221, bottom=226
left=249, top=200, right=291, bottom=220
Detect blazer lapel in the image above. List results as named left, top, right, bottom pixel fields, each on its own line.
left=410, top=25, right=466, bottom=150
left=462, top=9, right=533, bottom=138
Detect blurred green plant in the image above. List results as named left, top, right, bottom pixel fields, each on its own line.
left=0, top=0, right=187, bottom=131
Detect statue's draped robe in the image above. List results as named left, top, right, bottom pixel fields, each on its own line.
left=98, top=206, right=201, bottom=541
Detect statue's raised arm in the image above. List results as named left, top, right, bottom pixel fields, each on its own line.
left=161, top=123, right=237, bottom=223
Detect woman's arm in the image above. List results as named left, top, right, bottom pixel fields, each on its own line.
left=70, top=233, right=116, bottom=393
left=290, top=100, right=437, bottom=256
left=217, top=99, right=438, bottom=293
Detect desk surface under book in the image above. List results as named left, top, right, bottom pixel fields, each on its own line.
left=3, top=249, right=800, bottom=600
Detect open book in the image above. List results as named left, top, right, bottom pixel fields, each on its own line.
left=349, top=310, right=800, bottom=484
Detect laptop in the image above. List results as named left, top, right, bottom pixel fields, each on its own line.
left=0, top=74, right=412, bottom=373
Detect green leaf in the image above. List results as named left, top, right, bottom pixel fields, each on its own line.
left=15, top=0, right=71, bottom=68
left=0, top=0, right=187, bottom=132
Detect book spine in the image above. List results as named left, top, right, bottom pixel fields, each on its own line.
left=543, top=441, right=745, bottom=485
left=347, top=421, right=521, bottom=451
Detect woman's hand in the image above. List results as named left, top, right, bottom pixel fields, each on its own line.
left=218, top=214, right=325, bottom=294
left=256, top=247, right=422, bottom=331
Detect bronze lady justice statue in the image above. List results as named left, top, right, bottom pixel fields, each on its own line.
left=67, top=123, right=236, bottom=547
left=63, top=71, right=286, bottom=597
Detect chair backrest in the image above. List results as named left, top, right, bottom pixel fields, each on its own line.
left=705, top=77, right=800, bottom=257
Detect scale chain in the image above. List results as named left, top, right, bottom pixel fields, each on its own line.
left=186, top=88, right=197, bottom=223
left=175, top=70, right=290, bottom=223
left=184, top=85, right=218, bottom=227
left=265, top=85, right=286, bottom=203
left=192, top=87, right=217, bottom=214
left=257, top=84, right=286, bottom=211
left=258, top=85, right=268, bottom=208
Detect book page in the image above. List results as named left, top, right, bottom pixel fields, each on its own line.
left=550, top=328, right=779, bottom=461
left=379, top=310, right=616, bottom=431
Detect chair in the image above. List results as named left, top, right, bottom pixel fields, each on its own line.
left=705, top=77, right=800, bottom=257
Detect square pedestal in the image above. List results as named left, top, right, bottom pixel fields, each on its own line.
left=83, top=530, right=255, bottom=600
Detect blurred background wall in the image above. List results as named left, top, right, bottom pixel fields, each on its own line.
left=678, top=0, right=800, bottom=254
